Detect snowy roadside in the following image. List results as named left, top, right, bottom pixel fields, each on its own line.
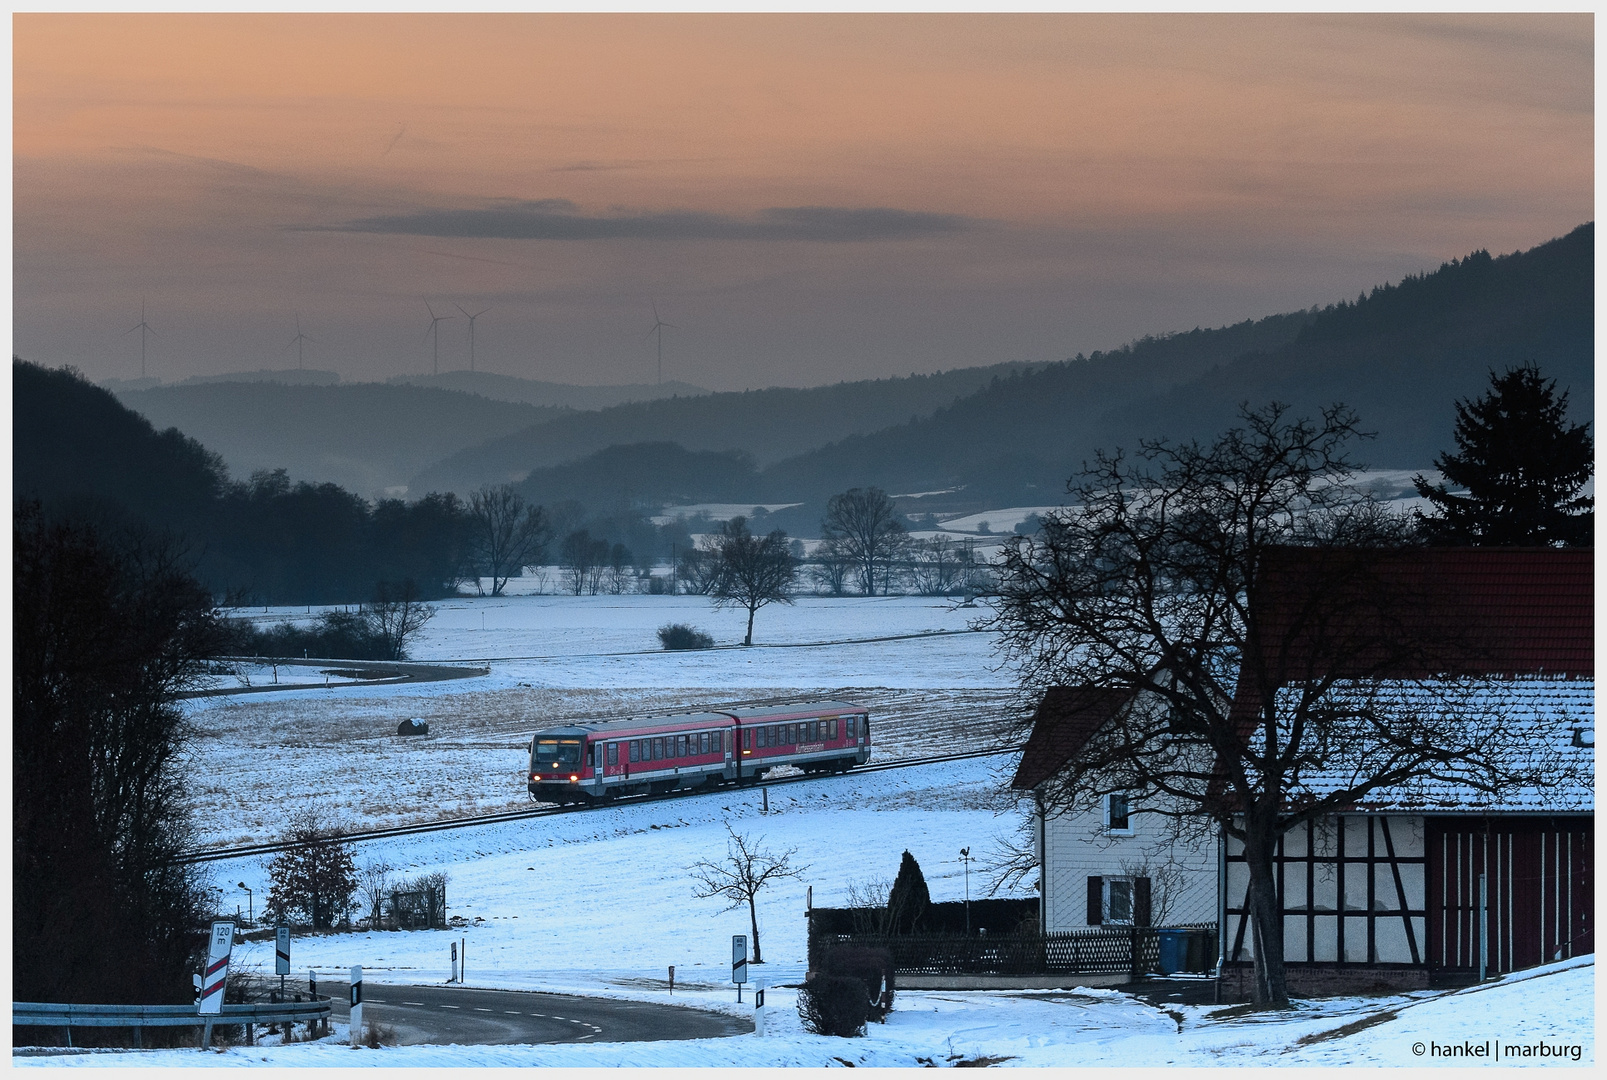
left=18, top=958, right=1592, bottom=1067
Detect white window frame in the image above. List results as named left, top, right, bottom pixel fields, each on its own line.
left=1104, top=876, right=1136, bottom=925
left=1104, top=792, right=1134, bottom=835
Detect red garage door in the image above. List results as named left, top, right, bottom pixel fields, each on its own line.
left=1426, top=817, right=1592, bottom=975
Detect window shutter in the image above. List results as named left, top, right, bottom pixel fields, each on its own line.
left=1135, top=877, right=1152, bottom=927
left=1087, top=876, right=1103, bottom=925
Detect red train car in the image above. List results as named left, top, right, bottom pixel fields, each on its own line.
left=527, top=700, right=870, bottom=803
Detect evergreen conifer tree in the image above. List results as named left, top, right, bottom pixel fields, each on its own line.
left=1414, top=367, right=1592, bottom=546
left=886, top=850, right=930, bottom=934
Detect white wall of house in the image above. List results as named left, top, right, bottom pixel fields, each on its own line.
left=1039, top=796, right=1218, bottom=932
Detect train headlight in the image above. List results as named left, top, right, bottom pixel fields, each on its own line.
left=569, top=774, right=579, bottom=782
left=529, top=773, right=538, bottom=781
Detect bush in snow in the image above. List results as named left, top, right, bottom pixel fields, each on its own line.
left=886, top=850, right=931, bottom=934
left=820, top=944, right=895, bottom=1020
left=658, top=623, right=714, bottom=650
left=797, top=974, right=870, bottom=1037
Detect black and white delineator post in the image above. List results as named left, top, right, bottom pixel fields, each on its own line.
left=349, top=965, right=363, bottom=1046
left=753, top=981, right=767, bottom=1037
left=198, top=920, right=234, bottom=1049
left=276, top=924, right=291, bottom=996
left=732, top=935, right=748, bottom=1002
left=450, top=941, right=458, bottom=983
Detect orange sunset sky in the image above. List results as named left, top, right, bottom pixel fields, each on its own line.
left=12, top=13, right=1593, bottom=389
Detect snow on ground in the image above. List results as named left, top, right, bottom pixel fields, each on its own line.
left=39, top=593, right=1589, bottom=1067
left=185, top=595, right=1025, bottom=846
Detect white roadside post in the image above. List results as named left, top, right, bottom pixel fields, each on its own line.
left=753, top=980, right=766, bottom=1037
left=276, top=925, right=291, bottom=989
left=349, top=965, right=363, bottom=1047
left=450, top=941, right=458, bottom=984
left=732, top=935, right=748, bottom=1003
left=198, top=920, right=234, bottom=1050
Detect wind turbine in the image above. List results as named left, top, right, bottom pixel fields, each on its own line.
left=288, top=313, right=316, bottom=370
left=125, top=301, right=157, bottom=378
left=645, top=302, right=676, bottom=386
left=455, top=304, right=490, bottom=372
left=422, top=301, right=456, bottom=376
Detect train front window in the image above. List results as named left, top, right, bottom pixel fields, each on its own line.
left=535, top=739, right=582, bottom=767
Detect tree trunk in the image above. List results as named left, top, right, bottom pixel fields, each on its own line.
left=745, top=606, right=755, bottom=646
left=749, top=895, right=762, bottom=963
left=1242, top=826, right=1290, bottom=1008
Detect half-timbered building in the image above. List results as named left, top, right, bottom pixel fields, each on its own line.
left=1014, top=547, right=1593, bottom=996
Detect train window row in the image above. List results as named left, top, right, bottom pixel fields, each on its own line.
left=613, top=730, right=731, bottom=767
left=742, top=717, right=844, bottom=750
left=601, top=715, right=864, bottom=768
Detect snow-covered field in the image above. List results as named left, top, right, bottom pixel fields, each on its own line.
left=24, top=746, right=1596, bottom=1067
left=186, top=595, right=1025, bottom=846
left=24, top=594, right=1591, bottom=1067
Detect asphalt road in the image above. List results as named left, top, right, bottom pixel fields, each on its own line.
left=324, top=981, right=749, bottom=1046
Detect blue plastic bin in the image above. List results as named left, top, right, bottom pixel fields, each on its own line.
left=1156, top=929, right=1189, bottom=974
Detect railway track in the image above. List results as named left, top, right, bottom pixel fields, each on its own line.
left=175, top=744, right=1024, bottom=865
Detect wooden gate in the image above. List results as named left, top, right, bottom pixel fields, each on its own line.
left=1425, top=816, right=1592, bottom=975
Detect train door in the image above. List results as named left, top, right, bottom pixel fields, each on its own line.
left=723, top=727, right=735, bottom=780
left=593, top=741, right=605, bottom=784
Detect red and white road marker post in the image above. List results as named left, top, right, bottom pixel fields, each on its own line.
left=198, top=921, right=234, bottom=1050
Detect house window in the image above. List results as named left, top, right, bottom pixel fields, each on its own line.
left=1086, top=875, right=1150, bottom=926
left=1106, top=878, right=1134, bottom=924
left=1106, top=793, right=1131, bottom=833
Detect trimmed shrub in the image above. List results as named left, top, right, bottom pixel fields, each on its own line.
left=797, top=974, right=870, bottom=1037
left=658, top=623, right=714, bottom=650
left=887, top=850, right=930, bottom=934
left=821, top=944, right=895, bottom=1020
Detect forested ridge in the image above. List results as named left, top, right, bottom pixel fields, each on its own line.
left=16, top=362, right=473, bottom=604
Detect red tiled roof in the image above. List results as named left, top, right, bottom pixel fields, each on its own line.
left=1246, top=545, right=1592, bottom=682
left=1009, top=686, right=1137, bottom=791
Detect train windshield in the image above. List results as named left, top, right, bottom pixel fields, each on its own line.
left=534, top=739, right=583, bottom=766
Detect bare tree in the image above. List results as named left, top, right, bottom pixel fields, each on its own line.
left=980, top=814, right=1039, bottom=898
left=909, top=535, right=964, bottom=596
left=690, top=823, right=807, bottom=963
left=820, top=487, right=907, bottom=595
left=844, top=878, right=897, bottom=934
left=709, top=517, right=796, bottom=645
left=810, top=536, right=852, bottom=596
left=468, top=485, right=551, bottom=597
left=357, top=858, right=396, bottom=930
left=677, top=544, right=721, bottom=594
left=985, top=402, right=1569, bottom=1008
left=1116, top=855, right=1192, bottom=928
left=364, top=579, right=435, bottom=660
left=559, top=529, right=608, bottom=595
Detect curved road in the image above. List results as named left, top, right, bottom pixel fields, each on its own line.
left=324, top=981, right=748, bottom=1046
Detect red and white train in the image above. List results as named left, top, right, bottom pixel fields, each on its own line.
left=527, top=700, right=871, bottom=804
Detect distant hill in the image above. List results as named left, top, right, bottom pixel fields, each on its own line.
left=408, top=361, right=1046, bottom=494
left=111, top=381, right=568, bottom=498
left=16, top=361, right=478, bottom=605
left=387, top=371, right=709, bottom=409
left=16, top=360, right=226, bottom=530
left=756, top=224, right=1594, bottom=512
left=100, top=368, right=342, bottom=391
left=512, top=442, right=760, bottom=511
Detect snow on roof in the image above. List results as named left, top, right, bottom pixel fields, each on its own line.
left=1279, top=675, right=1594, bottom=814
